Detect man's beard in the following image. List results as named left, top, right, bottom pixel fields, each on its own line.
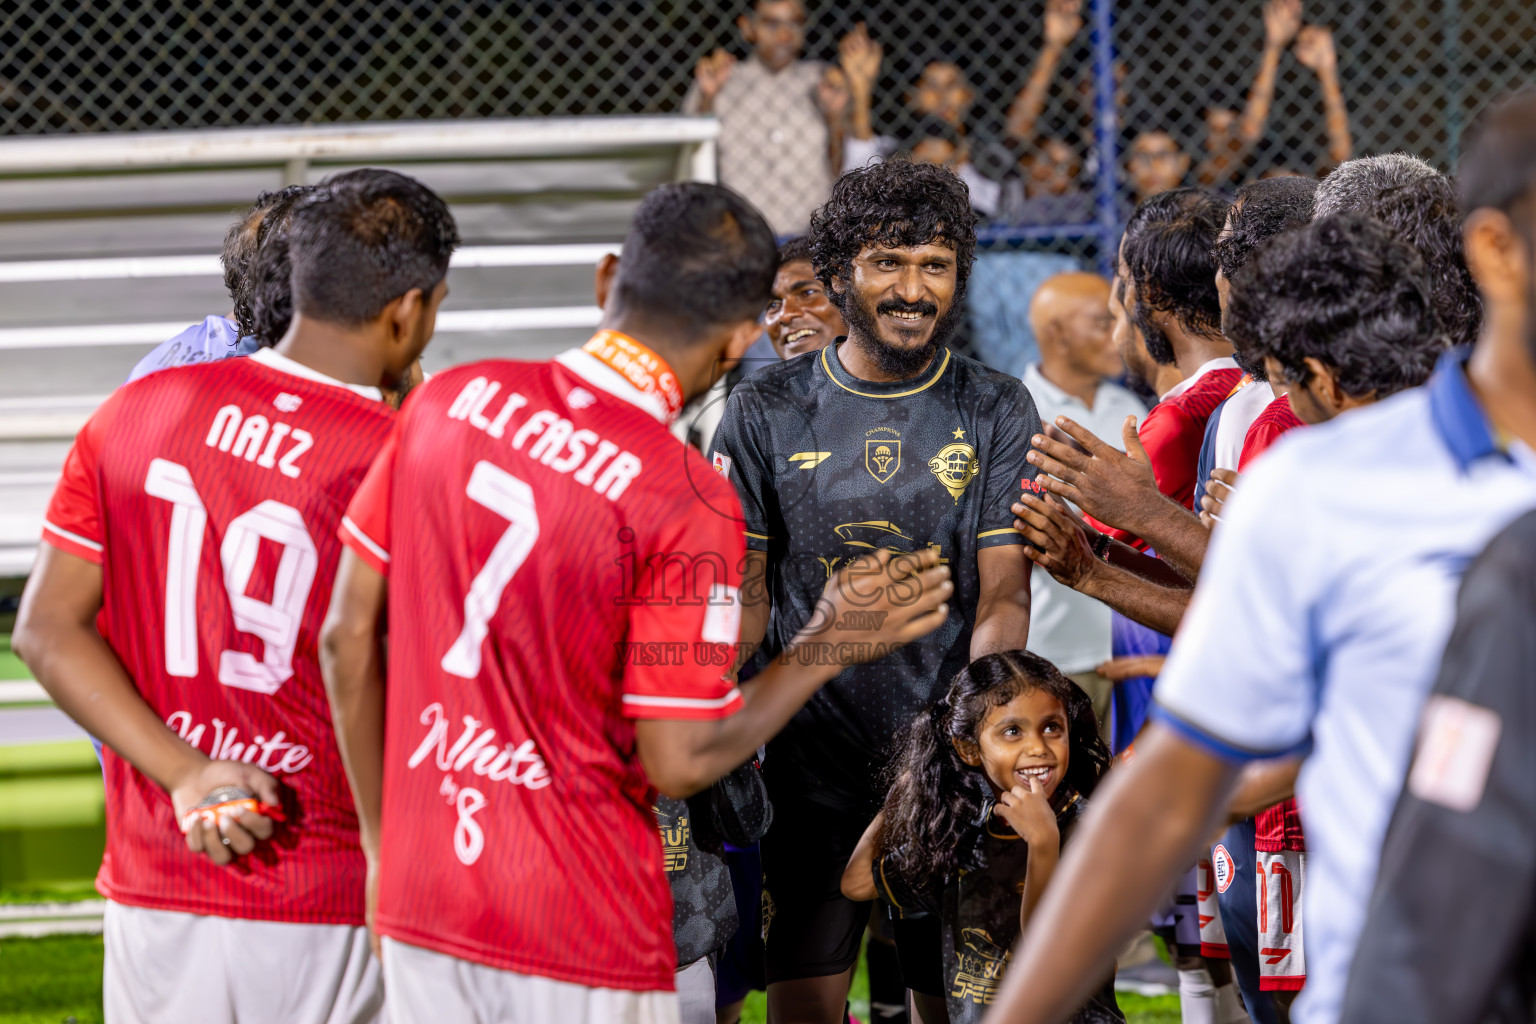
left=841, top=291, right=965, bottom=378
left=1135, top=305, right=1177, bottom=366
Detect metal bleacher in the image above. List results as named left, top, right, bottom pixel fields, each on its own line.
left=0, top=115, right=719, bottom=580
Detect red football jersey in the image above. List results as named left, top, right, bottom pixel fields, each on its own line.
left=43, top=348, right=393, bottom=924
left=1238, top=394, right=1306, bottom=472
left=339, top=344, right=746, bottom=992
left=1091, top=361, right=1242, bottom=549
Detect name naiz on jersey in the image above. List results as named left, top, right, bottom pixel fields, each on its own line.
left=205, top=403, right=314, bottom=478
left=446, top=375, right=644, bottom=501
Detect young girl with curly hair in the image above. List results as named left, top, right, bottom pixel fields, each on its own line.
left=843, top=650, right=1122, bottom=1023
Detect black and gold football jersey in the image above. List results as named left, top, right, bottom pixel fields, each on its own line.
left=711, top=342, right=1041, bottom=813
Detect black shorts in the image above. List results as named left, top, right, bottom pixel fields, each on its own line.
left=759, top=790, right=871, bottom=983
left=889, top=912, right=945, bottom=998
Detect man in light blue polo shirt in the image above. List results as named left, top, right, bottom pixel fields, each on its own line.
left=979, top=92, right=1536, bottom=1024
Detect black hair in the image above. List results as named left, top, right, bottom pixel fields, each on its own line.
left=610, top=181, right=778, bottom=342
left=1227, top=213, right=1444, bottom=399
left=1122, top=188, right=1226, bottom=363
left=1365, top=175, right=1482, bottom=348
left=1459, top=90, right=1536, bottom=223
left=221, top=184, right=313, bottom=339
left=1212, top=177, right=1319, bottom=282
left=878, top=651, right=1111, bottom=889
left=259, top=168, right=458, bottom=338
left=777, top=234, right=813, bottom=268
left=809, top=159, right=979, bottom=314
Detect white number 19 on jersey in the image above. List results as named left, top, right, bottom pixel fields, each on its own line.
left=145, top=458, right=318, bottom=694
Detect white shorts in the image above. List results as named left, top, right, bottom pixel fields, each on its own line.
left=1256, top=849, right=1306, bottom=991
left=1195, top=854, right=1230, bottom=958
left=103, top=901, right=382, bottom=1024
left=381, top=937, right=681, bottom=1024
left=674, top=957, right=716, bottom=1024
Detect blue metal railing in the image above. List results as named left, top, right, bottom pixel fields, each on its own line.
left=977, top=0, right=1121, bottom=278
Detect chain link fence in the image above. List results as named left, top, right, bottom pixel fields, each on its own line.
left=0, top=0, right=1531, bottom=364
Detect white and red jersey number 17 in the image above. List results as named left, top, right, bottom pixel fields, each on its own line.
left=440, top=461, right=541, bottom=680
left=145, top=457, right=318, bottom=695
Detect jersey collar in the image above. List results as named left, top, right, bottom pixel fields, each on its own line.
left=249, top=346, right=384, bottom=401
left=553, top=345, right=673, bottom=424
left=1161, top=356, right=1239, bottom=401
left=1428, top=344, right=1507, bottom=471
left=820, top=338, right=952, bottom=399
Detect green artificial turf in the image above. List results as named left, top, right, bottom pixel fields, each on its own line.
left=732, top=947, right=1180, bottom=1023
left=0, top=934, right=104, bottom=1024
left=0, top=931, right=1181, bottom=1024
left=0, top=635, right=32, bottom=681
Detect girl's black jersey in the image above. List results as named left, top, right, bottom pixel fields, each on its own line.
left=711, top=343, right=1040, bottom=814
left=876, top=790, right=1124, bottom=1024
left=655, top=795, right=738, bottom=967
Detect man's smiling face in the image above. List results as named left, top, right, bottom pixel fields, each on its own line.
left=835, top=241, right=961, bottom=376
left=764, top=259, right=844, bottom=360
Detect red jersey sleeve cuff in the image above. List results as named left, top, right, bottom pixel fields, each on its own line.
left=621, top=687, right=744, bottom=721
left=41, top=520, right=104, bottom=565
left=339, top=516, right=391, bottom=577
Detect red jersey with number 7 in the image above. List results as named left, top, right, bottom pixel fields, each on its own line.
left=41, top=347, right=394, bottom=924
left=338, top=343, right=746, bottom=992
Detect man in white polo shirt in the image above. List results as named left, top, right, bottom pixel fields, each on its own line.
left=1021, top=271, right=1145, bottom=734
left=980, top=91, right=1536, bottom=1024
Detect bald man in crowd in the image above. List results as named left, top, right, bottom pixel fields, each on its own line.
left=1021, top=272, right=1147, bottom=733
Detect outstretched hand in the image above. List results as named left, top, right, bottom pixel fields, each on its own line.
left=1293, top=24, right=1337, bottom=73
left=1263, top=0, right=1303, bottom=49
left=1042, top=0, right=1084, bottom=48
left=797, top=546, right=953, bottom=661
left=694, top=48, right=737, bottom=102
left=1026, top=415, right=1163, bottom=536
left=1012, top=492, right=1099, bottom=590
left=838, top=22, right=883, bottom=93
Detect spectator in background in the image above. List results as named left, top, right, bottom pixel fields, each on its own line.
left=1022, top=271, right=1146, bottom=738
left=1292, top=25, right=1353, bottom=172
left=838, top=0, right=1085, bottom=218
left=1125, top=1, right=1349, bottom=201
left=685, top=0, right=839, bottom=234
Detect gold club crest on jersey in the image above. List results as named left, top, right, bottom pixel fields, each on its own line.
left=929, top=430, right=979, bottom=502
left=951, top=927, right=1010, bottom=1005
left=865, top=427, right=902, bottom=484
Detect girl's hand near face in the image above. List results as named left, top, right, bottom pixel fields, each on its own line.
left=995, top=776, right=1060, bottom=848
